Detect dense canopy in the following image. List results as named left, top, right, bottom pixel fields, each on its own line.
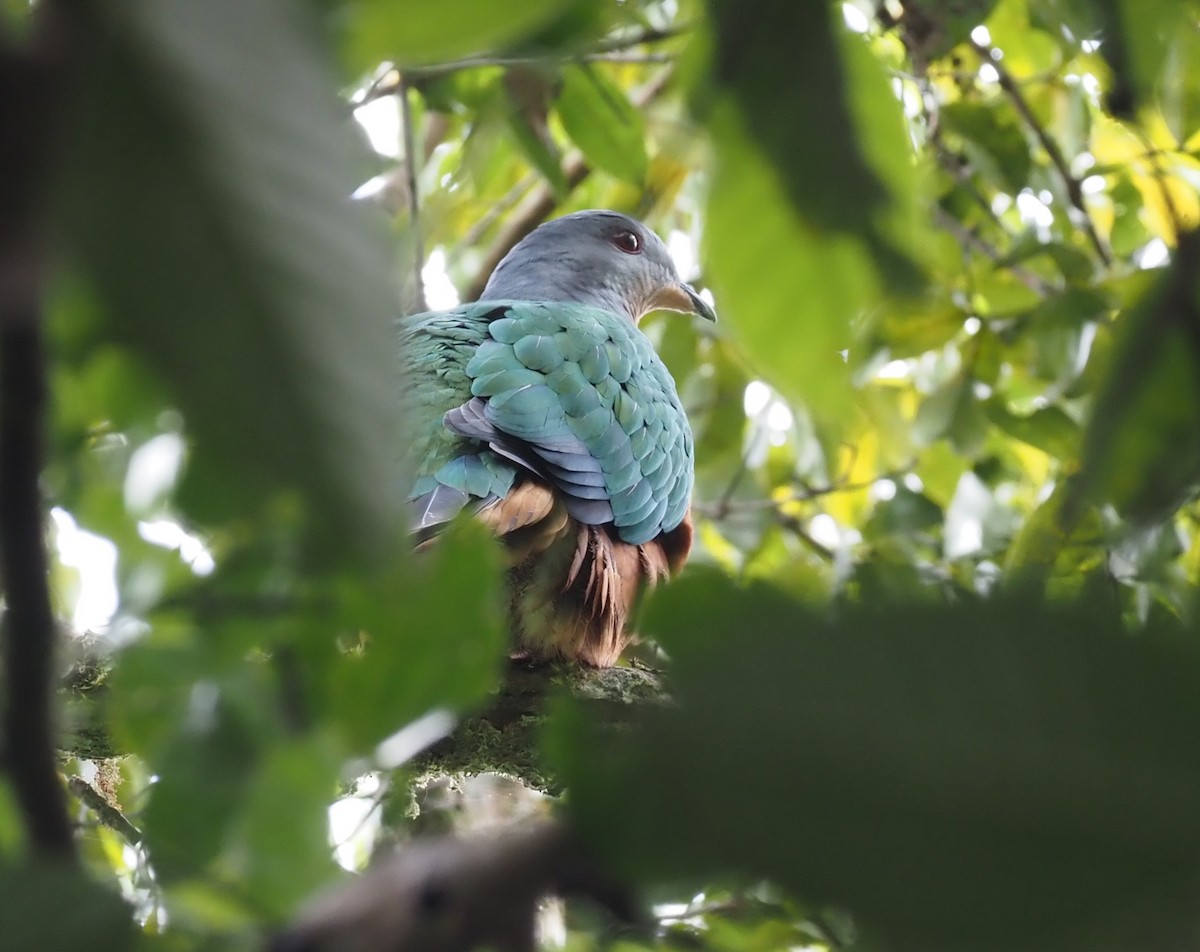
left=2, top=0, right=1200, bottom=949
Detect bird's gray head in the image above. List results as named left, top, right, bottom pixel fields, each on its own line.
left=480, top=210, right=717, bottom=324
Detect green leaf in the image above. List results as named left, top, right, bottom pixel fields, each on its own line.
left=912, top=375, right=968, bottom=445
left=507, top=113, right=570, bottom=197
left=896, top=0, right=1004, bottom=59
left=548, top=574, right=1200, bottom=947
left=940, top=101, right=1032, bottom=194
left=703, top=105, right=874, bottom=429
left=1101, top=0, right=1200, bottom=118
left=698, top=2, right=922, bottom=290
left=60, top=0, right=402, bottom=556
left=327, top=522, right=507, bottom=751
left=1161, top=20, right=1200, bottom=143
left=692, top=340, right=748, bottom=468
left=984, top=400, right=1081, bottom=459
left=346, top=0, right=577, bottom=67
left=556, top=65, right=648, bottom=185
left=142, top=691, right=261, bottom=882
left=863, top=486, right=944, bottom=539
left=1073, top=231, right=1200, bottom=523
left=0, top=861, right=134, bottom=948
left=701, top=1, right=882, bottom=235
left=237, top=735, right=342, bottom=916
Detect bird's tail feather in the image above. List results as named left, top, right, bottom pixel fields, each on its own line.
left=415, top=473, right=693, bottom=666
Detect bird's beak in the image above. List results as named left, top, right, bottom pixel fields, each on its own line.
left=646, top=281, right=718, bottom=322
left=682, top=282, right=718, bottom=322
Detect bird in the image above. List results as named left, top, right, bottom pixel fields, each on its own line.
left=401, top=210, right=716, bottom=666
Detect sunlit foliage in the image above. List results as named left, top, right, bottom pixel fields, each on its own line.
left=4, top=0, right=1200, bottom=948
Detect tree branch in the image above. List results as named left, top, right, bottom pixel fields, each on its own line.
left=353, top=27, right=686, bottom=109
left=462, top=152, right=592, bottom=303
left=0, top=315, right=76, bottom=861
left=67, top=777, right=143, bottom=847
left=0, top=7, right=76, bottom=863
left=272, top=818, right=636, bottom=952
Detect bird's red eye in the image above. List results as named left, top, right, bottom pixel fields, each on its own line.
left=610, top=230, right=642, bottom=255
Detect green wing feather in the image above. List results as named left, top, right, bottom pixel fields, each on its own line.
left=400, top=303, right=519, bottom=528
left=401, top=300, right=694, bottom=545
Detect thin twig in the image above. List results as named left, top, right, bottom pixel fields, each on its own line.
left=709, top=445, right=755, bottom=520
left=933, top=207, right=1057, bottom=296
left=779, top=516, right=836, bottom=562
left=695, top=482, right=870, bottom=518
left=586, top=24, right=686, bottom=55
left=399, top=79, right=426, bottom=312
left=914, top=68, right=1056, bottom=295
left=970, top=40, right=1111, bottom=266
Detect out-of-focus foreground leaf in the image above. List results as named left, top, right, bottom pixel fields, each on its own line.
left=549, top=572, right=1200, bottom=948
left=702, top=1, right=885, bottom=237
left=696, top=4, right=928, bottom=431
left=1073, top=229, right=1200, bottom=523
left=1094, top=0, right=1200, bottom=125
left=105, top=525, right=506, bottom=925
left=346, top=0, right=579, bottom=67
left=0, top=862, right=134, bottom=949
left=58, top=0, right=402, bottom=554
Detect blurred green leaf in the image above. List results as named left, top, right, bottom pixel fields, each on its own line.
left=346, top=0, right=576, bottom=67
left=1161, top=21, right=1200, bottom=142
left=985, top=400, right=1081, bottom=459
left=1099, top=0, right=1200, bottom=118
left=1074, top=231, right=1200, bottom=522
left=701, top=1, right=882, bottom=235
left=142, top=691, right=261, bottom=882
left=0, top=862, right=134, bottom=948
left=691, top=340, right=749, bottom=468
left=864, top=486, right=943, bottom=539
left=327, top=522, right=507, bottom=750
left=699, top=2, right=921, bottom=290
left=941, top=101, right=1032, bottom=194
left=508, top=112, right=570, bottom=197
left=704, top=105, right=874, bottom=428
left=237, top=735, right=342, bottom=916
left=60, top=0, right=402, bottom=555
left=556, top=65, right=648, bottom=185
left=549, top=573, right=1200, bottom=947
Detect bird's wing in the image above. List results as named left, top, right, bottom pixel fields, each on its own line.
left=446, top=301, right=694, bottom=546
left=400, top=303, right=522, bottom=532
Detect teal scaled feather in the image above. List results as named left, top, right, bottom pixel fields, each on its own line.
left=401, top=299, right=693, bottom=546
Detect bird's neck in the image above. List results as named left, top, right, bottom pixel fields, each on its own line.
left=480, top=254, right=642, bottom=322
